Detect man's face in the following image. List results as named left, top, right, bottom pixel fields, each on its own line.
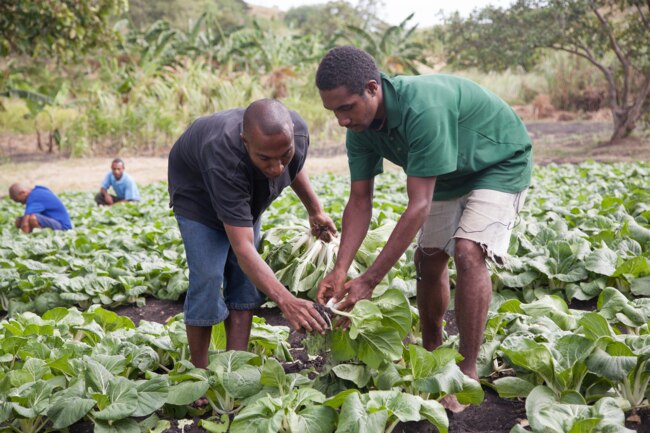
left=12, top=191, right=28, bottom=204
left=319, top=82, right=380, bottom=133
left=242, top=126, right=295, bottom=179
left=111, top=162, right=125, bottom=180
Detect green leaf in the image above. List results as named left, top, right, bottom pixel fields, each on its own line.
left=92, top=376, right=138, bottom=420
left=48, top=396, right=96, bottom=429
left=260, top=358, right=286, bottom=390
left=199, top=414, right=230, bottom=433
left=94, top=418, right=141, bottom=433
left=493, top=376, right=536, bottom=399
left=230, top=399, right=284, bottom=433
left=166, top=379, right=209, bottom=406
left=288, top=405, right=336, bottom=433
left=336, top=391, right=388, bottom=433
left=132, top=376, right=169, bottom=417
left=355, top=326, right=404, bottom=368
left=419, top=399, right=449, bottom=433
left=631, top=276, right=650, bottom=297
left=373, top=289, right=412, bottom=338
left=332, top=364, right=372, bottom=388
left=585, top=244, right=618, bottom=277
left=586, top=345, right=636, bottom=382
left=84, top=357, right=114, bottom=394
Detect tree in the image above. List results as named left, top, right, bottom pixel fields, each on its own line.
left=338, top=13, right=428, bottom=75
left=0, top=0, right=125, bottom=61
left=127, top=0, right=249, bottom=33
left=284, top=1, right=364, bottom=39
left=442, top=0, right=650, bottom=144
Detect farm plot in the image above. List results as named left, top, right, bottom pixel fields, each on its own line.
left=0, top=162, right=648, bottom=432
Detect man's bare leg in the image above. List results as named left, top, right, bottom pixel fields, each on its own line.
left=454, top=238, right=491, bottom=381
left=186, top=325, right=212, bottom=369
left=225, top=310, right=253, bottom=351
left=415, top=248, right=450, bottom=351
left=417, top=247, right=468, bottom=413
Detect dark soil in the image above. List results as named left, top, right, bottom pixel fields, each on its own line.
left=108, top=297, right=649, bottom=433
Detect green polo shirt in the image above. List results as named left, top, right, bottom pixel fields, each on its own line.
left=347, top=73, right=532, bottom=200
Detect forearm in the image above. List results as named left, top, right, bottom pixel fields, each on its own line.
left=362, top=175, right=436, bottom=285
left=228, top=234, right=294, bottom=306
left=291, top=169, right=323, bottom=216
left=362, top=203, right=430, bottom=286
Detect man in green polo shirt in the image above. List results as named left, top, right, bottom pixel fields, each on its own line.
left=315, top=46, right=532, bottom=410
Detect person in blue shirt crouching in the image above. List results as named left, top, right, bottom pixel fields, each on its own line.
left=9, top=183, right=73, bottom=233
left=95, top=158, right=141, bottom=206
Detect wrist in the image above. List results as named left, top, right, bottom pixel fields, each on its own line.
left=307, top=206, right=324, bottom=219
left=274, top=292, right=293, bottom=309
left=361, top=270, right=382, bottom=288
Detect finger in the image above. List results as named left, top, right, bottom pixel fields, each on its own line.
left=316, top=287, right=328, bottom=304
left=301, top=320, right=313, bottom=333
left=310, top=307, right=327, bottom=332
left=310, top=318, right=323, bottom=334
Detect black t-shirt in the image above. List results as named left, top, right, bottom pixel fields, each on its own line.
left=168, top=108, right=308, bottom=230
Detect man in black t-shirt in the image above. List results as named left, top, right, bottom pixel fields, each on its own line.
left=168, top=99, right=336, bottom=368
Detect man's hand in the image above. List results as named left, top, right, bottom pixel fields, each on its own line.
left=309, top=212, right=337, bottom=242
left=321, top=275, right=375, bottom=329
left=335, top=276, right=374, bottom=312
left=317, top=269, right=347, bottom=305
left=277, top=295, right=328, bottom=333
left=104, top=194, right=114, bottom=205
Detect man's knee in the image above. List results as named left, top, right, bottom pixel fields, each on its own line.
left=415, top=247, right=450, bottom=272
left=453, top=239, right=486, bottom=270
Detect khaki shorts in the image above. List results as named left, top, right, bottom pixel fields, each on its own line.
left=417, top=189, right=527, bottom=264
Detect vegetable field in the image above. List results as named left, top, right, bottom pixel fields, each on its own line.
left=0, top=161, right=648, bottom=433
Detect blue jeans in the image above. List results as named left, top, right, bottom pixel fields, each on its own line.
left=175, top=215, right=265, bottom=326
left=35, top=214, right=65, bottom=230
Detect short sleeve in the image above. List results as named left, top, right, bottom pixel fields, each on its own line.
left=346, top=130, right=383, bottom=181
left=204, top=167, right=254, bottom=227
left=101, top=173, right=112, bottom=190
left=405, top=107, right=458, bottom=177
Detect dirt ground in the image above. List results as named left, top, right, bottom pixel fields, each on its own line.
left=4, top=117, right=650, bottom=432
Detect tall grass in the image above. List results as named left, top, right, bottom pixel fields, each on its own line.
left=0, top=49, right=610, bottom=157
left=535, top=51, right=607, bottom=110
left=444, top=67, right=546, bottom=106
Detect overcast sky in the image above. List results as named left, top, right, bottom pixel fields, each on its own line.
left=248, top=0, right=514, bottom=27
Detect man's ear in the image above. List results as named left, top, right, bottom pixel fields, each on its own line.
left=366, top=80, right=380, bottom=96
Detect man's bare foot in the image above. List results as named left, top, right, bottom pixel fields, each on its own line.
left=440, top=395, right=468, bottom=413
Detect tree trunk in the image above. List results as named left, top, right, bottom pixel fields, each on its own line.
left=607, top=86, right=650, bottom=145
left=608, top=107, right=637, bottom=143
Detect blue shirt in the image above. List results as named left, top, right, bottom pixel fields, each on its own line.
left=101, top=172, right=140, bottom=201
left=24, top=186, right=73, bottom=230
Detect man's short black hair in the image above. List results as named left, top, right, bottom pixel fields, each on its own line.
left=315, top=46, right=380, bottom=95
